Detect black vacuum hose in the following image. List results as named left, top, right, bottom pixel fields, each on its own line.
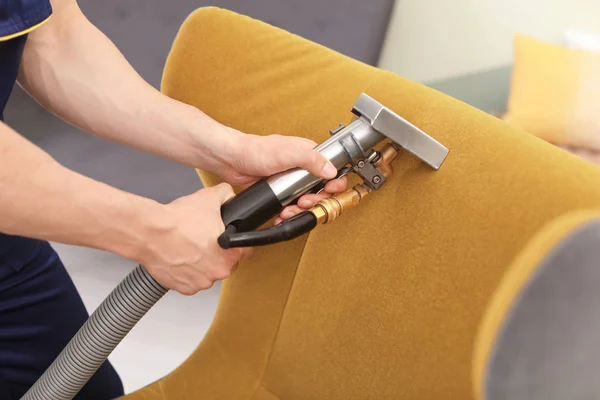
left=218, top=211, right=317, bottom=248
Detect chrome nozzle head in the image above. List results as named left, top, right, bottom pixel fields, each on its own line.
left=351, top=93, right=449, bottom=169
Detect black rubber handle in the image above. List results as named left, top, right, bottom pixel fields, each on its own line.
left=220, top=179, right=283, bottom=232
left=218, top=179, right=283, bottom=249
left=218, top=212, right=318, bottom=248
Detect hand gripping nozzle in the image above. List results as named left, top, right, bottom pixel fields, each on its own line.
left=217, top=93, right=449, bottom=248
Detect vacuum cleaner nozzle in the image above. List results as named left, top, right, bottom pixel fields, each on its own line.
left=217, top=93, right=449, bottom=248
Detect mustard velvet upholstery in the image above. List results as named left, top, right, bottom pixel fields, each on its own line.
left=123, top=7, right=600, bottom=400
left=473, top=210, right=600, bottom=399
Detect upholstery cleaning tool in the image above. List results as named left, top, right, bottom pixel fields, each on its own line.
left=22, top=93, right=449, bottom=400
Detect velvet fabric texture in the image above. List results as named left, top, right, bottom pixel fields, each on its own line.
left=123, top=8, right=600, bottom=399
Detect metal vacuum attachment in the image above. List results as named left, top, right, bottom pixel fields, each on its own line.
left=22, top=93, right=449, bottom=400
left=217, top=93, right=450, bottom=248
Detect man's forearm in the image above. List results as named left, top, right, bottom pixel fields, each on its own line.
left=0, top=122, right=169, bottom=261
left=18, top=0, right=236, bottom=170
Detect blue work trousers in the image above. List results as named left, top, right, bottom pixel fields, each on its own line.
left=0, top=234, right=124, bottom=399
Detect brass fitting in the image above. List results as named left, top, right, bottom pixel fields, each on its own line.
left=308, top=143, right=398, bottom=226
left=310, top=184, right=370, bottom=225
left=376, top=143, right=399, bottom=178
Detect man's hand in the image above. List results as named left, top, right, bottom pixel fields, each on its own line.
left=0, top=124, right=248, bottom=296
left=212, top=128, right=348, bottom=224
left=138, top=183, right=251, bottom=295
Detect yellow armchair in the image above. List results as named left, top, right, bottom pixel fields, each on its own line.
left=123, top=7, right=600, bottom=400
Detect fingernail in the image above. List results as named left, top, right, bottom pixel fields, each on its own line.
left=322, top=162, right=337, bottom=178
left=282, top=211, right=294, bottom=219
left=299, top=199, right=312, bottom=208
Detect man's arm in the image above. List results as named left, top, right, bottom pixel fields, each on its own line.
left=19, top=0, right=345, bottom=217
left=0, top=121, right=164, bottom=257
left=0, top=121, right=247, bottom=294
left=18, top=0, right=233, bottom=171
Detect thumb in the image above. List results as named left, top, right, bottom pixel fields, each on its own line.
left=210, top=182, right=236, bottom=205
left=302, top=149, right=338, bottom=180
left=283, top=139, right=337, bottom=180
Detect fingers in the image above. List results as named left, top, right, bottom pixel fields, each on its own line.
left=279, top=205, right=303, bottom=220
left=294, top=176, right=348, bottom=209
left=281, top=175, right=349, bottom=219
left=306, top=150, right=338, bottom=180
left=274, top=137, right=338, bottom=180
left=231, top=247, right=254, bottom=263
left=240, top=247, right=254, bottom=261
left=297, top=193, right=328, bottom=209
left=161, top=236, right=252, bottom=297
left=240, top=179, right=259, bottom=190
left=211, top=182, right=236, bottom=204
left=324, top=176, right=348, bottom=194
left=181, top=248, right=252, bottom=295
left=167, top=265, right=214, bottom=295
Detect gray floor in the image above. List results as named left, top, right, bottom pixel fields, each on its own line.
left=3, top=0, right=392, bottom=393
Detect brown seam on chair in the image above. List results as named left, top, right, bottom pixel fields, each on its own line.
left=257, top=384, right=284, bottom=400
left=245, top=78, right=384, bottom=400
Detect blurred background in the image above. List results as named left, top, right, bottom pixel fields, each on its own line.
left=4, top=0, right=600, bottom=393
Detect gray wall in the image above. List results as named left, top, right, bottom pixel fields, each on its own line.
left=5, top=1, right=393, bottom=203
left=427, top=65, right=512, bottom=114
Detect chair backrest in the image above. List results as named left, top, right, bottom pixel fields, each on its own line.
left=126, top=7, right=600, bottom=400
left=474, top=210, right=600, bottom=400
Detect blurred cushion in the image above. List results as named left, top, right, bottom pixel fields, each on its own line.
left=503, top=34, right=600, bottom=150
left=473, top=211, right=600, bottom=400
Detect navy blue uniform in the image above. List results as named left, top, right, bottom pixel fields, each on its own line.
left=0, top=1, right=124, bottom=398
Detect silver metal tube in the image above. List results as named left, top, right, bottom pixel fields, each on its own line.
left=267, top=118, right=385, bottom=205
